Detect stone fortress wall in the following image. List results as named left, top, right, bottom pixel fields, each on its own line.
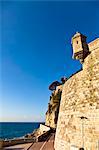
left=54, top=33, right=99, bottom=150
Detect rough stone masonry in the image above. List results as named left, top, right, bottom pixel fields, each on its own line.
left=54, top=32, right=99, bottom=150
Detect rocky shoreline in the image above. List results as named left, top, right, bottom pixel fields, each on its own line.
left=0, top=124, right=51, bottom=149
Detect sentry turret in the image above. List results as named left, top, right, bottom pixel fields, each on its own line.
left=71, top=32, right=89, bottom=63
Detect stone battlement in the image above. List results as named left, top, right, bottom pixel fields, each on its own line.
left=88, top=38, right=99, bottom=52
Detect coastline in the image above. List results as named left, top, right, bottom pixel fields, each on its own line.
left=0, top=128, right=39, bottom=148
left=0, top=124, right=51, bottom=149
left=0, top=122, right=44, bottom=140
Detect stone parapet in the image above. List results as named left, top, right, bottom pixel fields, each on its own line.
left=88, top=38, right=99, bottom=52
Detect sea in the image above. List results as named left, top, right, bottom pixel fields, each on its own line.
left=0, top=122, right=44, bottom=140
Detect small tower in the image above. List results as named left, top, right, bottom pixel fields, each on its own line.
left=71, top=32, right=89, bottom=63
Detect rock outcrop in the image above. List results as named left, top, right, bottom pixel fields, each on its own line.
left=45, top=84, right=63, bottom=129
left=45, top=77, right=67, bottom=129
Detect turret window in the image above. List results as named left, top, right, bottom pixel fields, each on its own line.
left=76, top=41, right=78, bottom=44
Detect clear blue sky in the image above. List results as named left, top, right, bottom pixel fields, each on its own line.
left=0, top=1, right=99, bottom=122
